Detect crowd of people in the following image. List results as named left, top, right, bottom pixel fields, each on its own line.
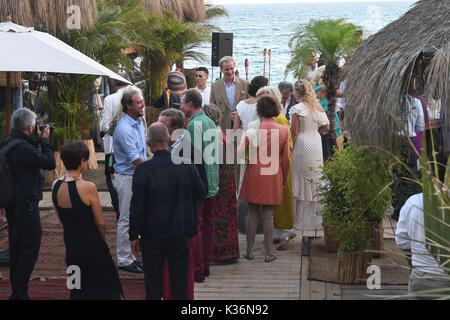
left=0, top=53, right=444, bottom=300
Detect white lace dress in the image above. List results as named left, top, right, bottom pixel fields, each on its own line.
left=289, top=103, right=329, bottom=231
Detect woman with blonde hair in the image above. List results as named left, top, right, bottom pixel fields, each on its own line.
left=290, top=80, right=330, bottom=231
left=255, top=87, right=296, bottom=249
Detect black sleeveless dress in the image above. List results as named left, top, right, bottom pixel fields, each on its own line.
left=52, top=180, right=123, bottom=300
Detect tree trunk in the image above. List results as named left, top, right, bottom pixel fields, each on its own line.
left=322, top=63, right=340, bottom=156
left=148, top=56, right=171, bottom=106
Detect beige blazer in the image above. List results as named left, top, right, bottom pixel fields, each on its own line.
left=210, top=77, right=249, bottom=130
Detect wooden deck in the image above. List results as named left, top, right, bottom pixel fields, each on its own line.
left=194, top=219, right=408, bottom=300
left=195, top=233, right=302, bottom=300
left=38, top=177, right=409, bottom=300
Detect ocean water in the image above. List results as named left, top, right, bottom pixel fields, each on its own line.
left=184, top=1, right=416, bottom=87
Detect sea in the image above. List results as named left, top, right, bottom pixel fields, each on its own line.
left=183, top=1, right=416, bottom=87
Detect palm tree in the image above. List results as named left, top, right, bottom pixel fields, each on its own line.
left=286, top=19, right=362, bottom=153
left=128, top=1, right=228, bottom=105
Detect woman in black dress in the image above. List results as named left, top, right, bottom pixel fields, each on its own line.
left=52, top=141, right=123, bottom=300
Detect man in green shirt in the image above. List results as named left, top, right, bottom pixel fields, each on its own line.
left=181, top=89, right=220, bottom=282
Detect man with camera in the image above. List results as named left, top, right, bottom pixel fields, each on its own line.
left=0, top=108, right=56, bottom=300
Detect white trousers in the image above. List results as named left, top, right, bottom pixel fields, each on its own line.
left=113, top=174, right=136, bottom=267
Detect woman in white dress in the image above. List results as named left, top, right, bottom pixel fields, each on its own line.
left=234, top=76, right=268, bottom=131
left=290, top=80, right=330, bottom=231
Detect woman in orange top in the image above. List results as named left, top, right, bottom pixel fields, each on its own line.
left=238, top=95, right=290, bottom=263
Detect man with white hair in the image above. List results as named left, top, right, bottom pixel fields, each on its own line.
left=278, top=81, right=297, bottom=121
left=100, top=75, right=130, bottom=220
left=0, top=108, right=56, bottom=299
left=210, top=56, right=249, bottom=130
left=113, top=88, right=147, bottom=274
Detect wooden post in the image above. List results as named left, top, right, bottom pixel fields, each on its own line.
left=268, top=49, right=272, bottom=85
left=245, top=58, right=249, bottom=81
left=263, top=48, right=267, bottom=77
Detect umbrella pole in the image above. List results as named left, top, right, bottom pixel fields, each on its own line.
left=6, top=72, right=11, bottom=136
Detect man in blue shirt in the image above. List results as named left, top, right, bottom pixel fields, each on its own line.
left=113, top=87, right=147, bottom=273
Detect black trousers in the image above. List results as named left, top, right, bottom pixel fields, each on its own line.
left=391, top=138, right=422, bottom=218
left=6, top=201, right=42, bottom=300
left=141, top=237, right=190, bottom=300
left=105, top=153, right=120, bottom=220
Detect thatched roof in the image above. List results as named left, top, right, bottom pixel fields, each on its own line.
left=144, top=0, right=205, bottom=23
left=343, top=0, right=450, bottom=149
left=0, top=0, right=97, bottom=35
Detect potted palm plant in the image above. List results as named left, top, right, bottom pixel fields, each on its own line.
left=39, top=73, right=98, bottom=183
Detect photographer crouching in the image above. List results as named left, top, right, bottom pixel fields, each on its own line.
left=0, top=108, right=56, bottom=300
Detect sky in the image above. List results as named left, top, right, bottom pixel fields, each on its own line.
left=209, top=0, right=413, bottom=4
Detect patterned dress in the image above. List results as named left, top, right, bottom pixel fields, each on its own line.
left=290, top=103, right=329, bottom=231
left=212, top=132, right=240, bottom=262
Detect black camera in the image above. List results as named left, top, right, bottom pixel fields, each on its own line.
left=35, top=120, right=55, bottom=133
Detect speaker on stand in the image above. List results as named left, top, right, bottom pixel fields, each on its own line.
left=211, top=32, right=233, bottom=82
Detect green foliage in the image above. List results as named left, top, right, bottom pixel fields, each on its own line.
left=318, top=142, right=392, bottom=251
left=42, top=74, right=97, bottom=150
left=421, top=136, right=450, bottom=276
left=286, top=19, right=362, bottom=79
left=286, top=19, right=362, bottom=154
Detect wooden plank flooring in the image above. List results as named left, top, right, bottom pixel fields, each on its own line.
left=195, top=233, right=302, bottom=300
left=37, top=185, right=408, bottom=301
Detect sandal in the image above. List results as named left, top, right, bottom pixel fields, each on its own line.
left=243, top=252, right=254, bottom=260
left=264, top=255, right=276, bottom=263
left=276, top=233, right=296, bottom=250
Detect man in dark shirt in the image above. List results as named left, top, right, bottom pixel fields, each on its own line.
left=129, top=122, right=207, bottom=300
left=153, top=71, right=187, bottom=109
left=0, top=108, right=56, bottom=300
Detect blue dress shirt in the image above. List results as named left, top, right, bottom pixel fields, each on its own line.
left=224, top=79, right=236, bottom=110
left=113, top=114, right=147, bottom=175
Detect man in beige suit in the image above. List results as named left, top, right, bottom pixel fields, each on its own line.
left=210, top=56, right=249, bottom=130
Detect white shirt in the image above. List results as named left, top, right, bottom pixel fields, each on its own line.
left=337, top=81, right=346, bottom=111
left=406, top=96, right=425, bottom=137
left=236, top=100, right=258, bottom=130
left=281, top=100, right=290, bottom=117
left=100, top=87, right=126, bottom=154
left=395, top=193, right=446, bottom=275
left=195, top=86, right=211, bottom=107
